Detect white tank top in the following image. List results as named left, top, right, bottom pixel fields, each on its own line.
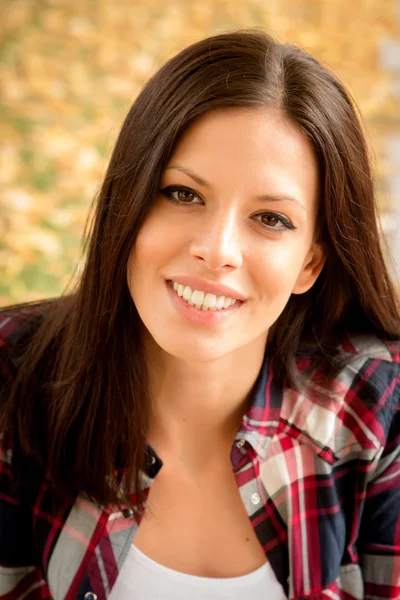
left=109, top=544, right=287, bottom=599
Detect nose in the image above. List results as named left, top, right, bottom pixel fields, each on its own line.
left=189, top=208, right=243, bottom=271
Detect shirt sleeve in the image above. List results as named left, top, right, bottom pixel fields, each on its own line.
left=357, top=366, right=400, bottom=599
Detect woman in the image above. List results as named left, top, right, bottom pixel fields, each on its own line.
left=0, top=29, right=399, bottom=600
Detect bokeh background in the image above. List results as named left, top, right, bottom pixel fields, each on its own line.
left=1, top=0, right=400, bottom=306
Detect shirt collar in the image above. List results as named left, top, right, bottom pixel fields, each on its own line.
left=234, top=353, right=282, bottom=461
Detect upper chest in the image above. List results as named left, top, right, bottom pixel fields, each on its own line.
left=133, top=453, right=267, bottom=577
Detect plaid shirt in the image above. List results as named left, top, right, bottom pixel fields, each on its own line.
left=0, top=306, right=399, bottom=600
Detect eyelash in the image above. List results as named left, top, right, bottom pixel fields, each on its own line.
left=159, top=185, right=297, bottom=232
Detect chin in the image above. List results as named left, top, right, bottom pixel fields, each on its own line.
left=151, top=332, right=234, bottom=363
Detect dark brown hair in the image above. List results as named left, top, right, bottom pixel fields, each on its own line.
left=2, top=29, right=399, bottom=512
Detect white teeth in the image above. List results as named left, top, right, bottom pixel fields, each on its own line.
left=171, top=281, right=239, bottom=311
left=203, top=293, right=217, bottom=309
left=223, top=296, right=231, bottom=308
left=192, top=290, right=205, bottom=311
left=216, top=296, right=225, bottom=309
left=191, top=290, right=205, bottom=305
left=182, top=286, right=192, bottom=301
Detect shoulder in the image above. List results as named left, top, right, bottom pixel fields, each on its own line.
left=287, top=334, right=400, bottom=460
left=0, top=305, right=57, bottom=570
left=0, top=302, right=48, bottom=387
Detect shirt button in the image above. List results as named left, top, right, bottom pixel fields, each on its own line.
left=84, top=593, right=98, bottom=600
left=236, top=439, right=245, bottom=448
left=251, top=492, right=261, bottom=505
left=122, top=508, right=134, bottom=518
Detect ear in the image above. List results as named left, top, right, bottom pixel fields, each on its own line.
left=292, top=242, right=326, bottom=295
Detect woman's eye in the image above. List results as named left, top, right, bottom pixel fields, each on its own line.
left=255, top=212, right=296, bottom=231
left=159, top=187, right=296, bottom=232
left=160, top=186, right=202, bottom=205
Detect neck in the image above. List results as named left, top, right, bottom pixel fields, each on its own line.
left=144, top=333, right=267, bottom=470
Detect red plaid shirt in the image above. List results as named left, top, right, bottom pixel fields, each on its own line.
left=0, top=305, right=399, bottom=600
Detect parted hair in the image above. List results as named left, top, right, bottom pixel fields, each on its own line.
left=2, top=29, right=399, bottom=512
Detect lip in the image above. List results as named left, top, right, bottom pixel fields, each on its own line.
left=166, top=275, right=247, bottom=301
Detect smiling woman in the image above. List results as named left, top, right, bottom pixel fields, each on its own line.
left=0, top=30, right=400, bottom=600
left=128, top=108, right=323, bottom=361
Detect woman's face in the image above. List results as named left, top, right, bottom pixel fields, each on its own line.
left=127, top=107, right=325, bottom=362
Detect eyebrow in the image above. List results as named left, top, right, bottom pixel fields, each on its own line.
left=165, top=165, right=307, bottom=211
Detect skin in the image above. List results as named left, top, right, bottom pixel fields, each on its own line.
left=126, top=107, right=325, bottom=472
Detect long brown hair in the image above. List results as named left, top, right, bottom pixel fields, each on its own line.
left=2, top=29, right=399, bottom=512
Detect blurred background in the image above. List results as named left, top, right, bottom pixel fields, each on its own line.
left=1, top=0, right=399, bottom=306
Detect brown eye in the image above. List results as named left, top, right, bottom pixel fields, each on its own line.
left=176, top=190, right=195, bottom=203
left=254, top=211, right=296, bottom=231
left=261, top=215, right=280, bottom=227
left=159, top=185, right=203, bottom=205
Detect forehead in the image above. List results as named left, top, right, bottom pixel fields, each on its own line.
left=167, top=107, right=319, bottom=212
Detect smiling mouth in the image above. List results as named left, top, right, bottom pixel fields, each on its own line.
left=169, top=280, right=240, bottom=311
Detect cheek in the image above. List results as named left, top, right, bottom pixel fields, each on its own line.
left=256, top=243, right=307, bottom=294
left=129, top=219, right=169, bottom=273
left=136, top=207, right=188, bottom=261
left=126, top=228, right=152, bottom=299
left=127, top=214, right=181, bottom=298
